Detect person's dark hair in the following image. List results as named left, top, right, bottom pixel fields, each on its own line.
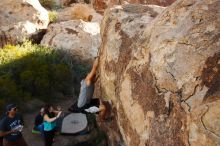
left=5, top=103, right=17, bottom=115
left=6, top=103, right=16, bottom=112
left=44, top=104, right=55, bottom=118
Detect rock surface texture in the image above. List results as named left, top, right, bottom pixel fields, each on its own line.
left=57, top=4, right=103, bottom=23
left=92, top=0, right=175, bottom=14
left=97, top=1, right=220, bottom=146
left=41, top=20, right=101, bottom=62
left=0, top=0, right=49, bottom=48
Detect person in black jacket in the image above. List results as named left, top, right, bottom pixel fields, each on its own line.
left=33, top=108, right=44, bottom=137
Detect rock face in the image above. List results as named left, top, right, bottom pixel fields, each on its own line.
left=96, top=4, right=166, bottom=146
left=92, top=0, right=175, bottom=14
left=0, top=0, right=49, bottom=48
left=97, top=0, right=220, bottom=146
left=41, top=20, right=101, bottom=62
left=57, top=4, right=103, bottom=23
left=57, top=0, right=78, bottom=7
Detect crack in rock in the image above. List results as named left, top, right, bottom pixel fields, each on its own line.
left=165, top=69, right=177, bottom=81
left=200, top=105, right=220, bottom=137
left=185, top=84, right=199, bottom=101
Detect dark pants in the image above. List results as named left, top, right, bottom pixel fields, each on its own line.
left=44, top=129, right=55, bottom=146
left=3, top=137, right=28, bottom=146
left=69, top=98, right=100, bottom=113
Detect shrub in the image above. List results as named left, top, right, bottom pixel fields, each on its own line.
left=49, top=11, right=58, bottom=23
left=0, top=41, right=93, bottom=114
left=0, top=41, right=73, bottom=113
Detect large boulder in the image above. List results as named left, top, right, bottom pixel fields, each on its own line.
left=41, top=20, right=101, bottom=63
left=92, top=0, right=175, bottom=14
left=97, top=0, right=220, bottom=146
left=57, top=4, right=103, bottom=23
left=0, top=0, right=49, bottom=48
left=96, top=4, right=165, bottom=146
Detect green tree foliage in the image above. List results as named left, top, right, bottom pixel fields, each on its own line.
left=0, top=41, right=73, bottom=112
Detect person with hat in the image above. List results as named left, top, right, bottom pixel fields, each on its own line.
left=0, top=104, right=28, bottom=146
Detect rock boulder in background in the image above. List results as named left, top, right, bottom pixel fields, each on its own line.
left=0, top=0, right=49, bottom=48
left=41, top=20, right=101, bottom=63
left=57, top=4, right=103, bottom=23
left=92, top=0, right=175, bottom=14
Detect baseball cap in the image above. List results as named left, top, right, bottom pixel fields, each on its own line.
left=6, top=103, right=17, bottom=111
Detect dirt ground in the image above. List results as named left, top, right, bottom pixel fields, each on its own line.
left=22, top=97, right=106, bottom=146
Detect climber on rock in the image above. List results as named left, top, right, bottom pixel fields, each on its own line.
left=69, top=57, right=100, bottom=112
left=68, top=57, right=107, bottom=119
left=84, top=101, right=107, bottom=121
